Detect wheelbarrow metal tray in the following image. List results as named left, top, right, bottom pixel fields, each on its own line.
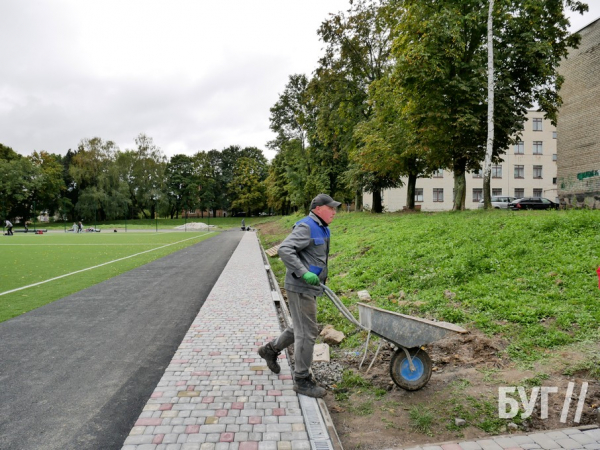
left=357, top=303, right=467, bottom=348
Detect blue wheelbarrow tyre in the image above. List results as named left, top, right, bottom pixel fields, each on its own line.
left=389, top=347, right=432, bottom=391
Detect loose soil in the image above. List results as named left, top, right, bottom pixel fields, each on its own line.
left=322, top=331, right=600, bottom=450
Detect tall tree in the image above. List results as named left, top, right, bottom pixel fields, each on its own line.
left=483, top=0, right=495, bottom=209
left=28, top=151, right=66, bottom=217
left=229, top=157, right=268, bottom=215
left=164, top=154, right=197, bottom=219
left=354, top=75, right=431, bottom=210
left=392, top=0, right=588, bottom=210
left=312, top=0, right=399, bottom=212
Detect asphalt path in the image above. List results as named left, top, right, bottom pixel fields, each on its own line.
left=0, top=230, right=244, bottom=450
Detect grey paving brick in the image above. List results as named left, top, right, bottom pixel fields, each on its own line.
left=563, top=429, right=584, bottom=436
left=513, top=436, right=536, bottom=444
left=547, top=432, right=569, bottom=440
left=259, top=441, right=278, bottom=450
left=494, top=437, right=519, bottom=448
left=555, top=438, right=583, bottom=449
left=458, top=442, right=482, bottom=450
left=530, top=434, right=562, bottom=449
left=125, top=435, right=155, bottom=445
left=571, top=434, right=596, bottom=445
left=291, top=441, right=311, bottom=450
left=520, top=445, right=542, bottom=450
left=165, top=445, right=182, bottom=450
left=138, top=445, right=159, bottom=450
left=182, top=444, right=201, bottom=450
left=583, top=430, right=600, bottom=441
left=475, top=439, right=503, bottom=450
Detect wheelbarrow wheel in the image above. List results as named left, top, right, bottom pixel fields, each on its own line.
left=389, top=347, right=432, bottom=391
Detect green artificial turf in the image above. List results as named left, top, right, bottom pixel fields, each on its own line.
left=0, top=230, right=216, bottom=322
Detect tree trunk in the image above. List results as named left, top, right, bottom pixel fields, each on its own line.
left=372, top=189, right=383, bottom=213
left=453, top=161, right=467, bottom=211
left=483, top=0, right=495, bottom=209
left=354, top=189, right=363, bottom=212
left=406, top=173, right=417, bottom=210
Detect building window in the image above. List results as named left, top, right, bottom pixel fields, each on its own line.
left=514, top=141, right=524, bottom=154
left=432, top=168, right=444, bottom=178
left=553, top=177, right=557, bottom=185
left=514, top=165, right=524, bottom=179
left=492, top=188, right=503, bottom=196
left=415, top=188, right=423, bottom=202
left=552, top=131, right=557, bottom=139
left=552, top=154, right=557, bottom=161
left=433, top=188, right=444, bottom=202
left=492, top=165, right=502, bottom=178
left=533, top=118, right=543, bottom=131
left=473, top=188, right=483, bottom=202
left=515, top=188, right=524, bottom=198
left=472, top=170, right=483, bottom=178
left=533, top=141, right=543, bottom=155
left=533, top=165, right=543, bottom=179
left=533, top=188, right=543, bottom=197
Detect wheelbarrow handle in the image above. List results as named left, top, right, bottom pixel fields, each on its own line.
left=320, top=284, right=366, bottom=330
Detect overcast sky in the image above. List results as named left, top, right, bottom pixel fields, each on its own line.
left=1, top=1, right=598, bottom=161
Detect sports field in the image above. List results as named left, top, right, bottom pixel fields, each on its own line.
left=0, top=230, right=217, bottom=323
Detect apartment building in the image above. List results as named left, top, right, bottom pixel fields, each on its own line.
left=363, top=111, right=558, bottom=212
left=556, top=18, right=600, bottom=208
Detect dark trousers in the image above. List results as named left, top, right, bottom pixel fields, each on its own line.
left=271, top=290, right=318, bottom=378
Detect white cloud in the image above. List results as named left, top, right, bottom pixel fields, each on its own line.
left=1, top=0, right=598, bottom=160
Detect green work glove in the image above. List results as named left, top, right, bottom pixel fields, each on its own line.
left=302, top=272, right=320, bottom=286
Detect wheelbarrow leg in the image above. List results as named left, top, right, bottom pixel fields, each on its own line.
left=401, top=346, right=416, bottom=372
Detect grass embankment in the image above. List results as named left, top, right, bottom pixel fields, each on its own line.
left=259, top=210, right=600, bottom=362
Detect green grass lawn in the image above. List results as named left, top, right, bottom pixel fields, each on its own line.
left=0, top=230, right=217, bottom=322
left=258, top=209, right=600, bottom=362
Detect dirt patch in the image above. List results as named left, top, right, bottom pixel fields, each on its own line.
left=320, top=332, right=600, bottom=450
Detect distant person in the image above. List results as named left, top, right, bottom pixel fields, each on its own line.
left=72, top=222, right=77, bottom=232
left=5, top=219, right=13, bottom=236
left=24, top=222, right=29, bottom=233
left=78, top=221, right=82, bottom=233
left=258, top=193, right=341, bottom=398
left=241, top=218, right=246, bottom=230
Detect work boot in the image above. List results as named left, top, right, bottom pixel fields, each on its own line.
left=258, top=343, right=281, bottom=374
left=293, top=375, right=327, bottom=398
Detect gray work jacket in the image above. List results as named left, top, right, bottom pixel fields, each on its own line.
left=278, top=212, right=330, bottom=296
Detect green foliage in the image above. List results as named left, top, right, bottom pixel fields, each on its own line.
left=333, top=369, right=376, bottom=401
left=391, top=0, right=587, bottom=210
left=408, top=406, right=435, bottom=436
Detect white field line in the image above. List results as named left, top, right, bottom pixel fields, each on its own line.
left=0, top=232, right=214, bottom=297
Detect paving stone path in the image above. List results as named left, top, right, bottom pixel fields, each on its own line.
left=121, top=232, right=307, bottom=450
left=400, top=426, right=600, bottom=450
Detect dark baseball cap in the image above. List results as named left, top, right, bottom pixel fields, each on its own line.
left=310, top=194, right=342, bottom=210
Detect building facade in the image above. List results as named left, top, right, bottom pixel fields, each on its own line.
left=557, top=18, right=600, bottom=208
left=364, top=111, right=558, bottom=212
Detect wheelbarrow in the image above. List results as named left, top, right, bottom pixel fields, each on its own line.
left=321, top=285, right=467, bottom=391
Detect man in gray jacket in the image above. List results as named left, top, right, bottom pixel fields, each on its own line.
left=258, top=194, right=340, bottom=398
